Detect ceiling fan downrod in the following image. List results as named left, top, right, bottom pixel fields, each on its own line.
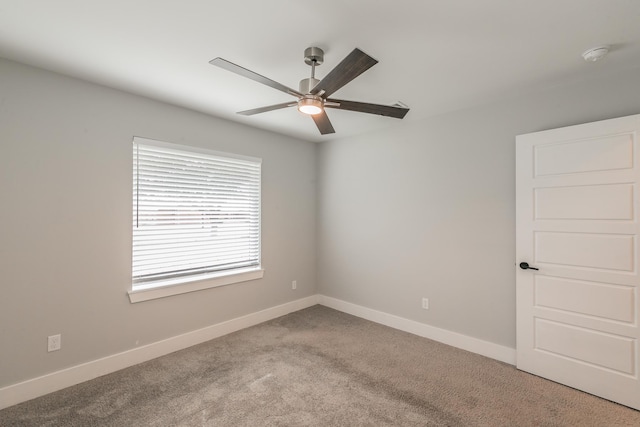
left=299, top=47, right=324, bottom=94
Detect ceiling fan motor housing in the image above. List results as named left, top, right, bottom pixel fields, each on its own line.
left=299, top=77, right=320, bottom=94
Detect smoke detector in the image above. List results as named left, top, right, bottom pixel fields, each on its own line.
left=582, top=46, right=610, bottom=62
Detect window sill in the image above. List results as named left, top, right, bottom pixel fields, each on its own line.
left=128, top=268, right=264, bottom=303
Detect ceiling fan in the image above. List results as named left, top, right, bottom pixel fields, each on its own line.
left=209, top=47, right=409, bottom=135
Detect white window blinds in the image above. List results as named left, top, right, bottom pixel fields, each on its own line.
left=132, top=138, right=261, bottom=288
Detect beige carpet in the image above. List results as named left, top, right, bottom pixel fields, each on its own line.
left=1, top=305, right=639, bottom=426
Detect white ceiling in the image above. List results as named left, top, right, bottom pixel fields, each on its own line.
left=1, top=1, right=639, bottom=143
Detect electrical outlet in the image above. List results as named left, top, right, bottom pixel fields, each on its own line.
left=48, top=334, right=61, bottom=352
left=292, top=280, right=297, bottom=290
left=421, top=298, right=429, bottom=310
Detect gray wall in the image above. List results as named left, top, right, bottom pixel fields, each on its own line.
left=317, top=66, right=640, bottom=348
left=3, top=54, right=640, bottom=390
left=0, top=58, right=317, bottom=387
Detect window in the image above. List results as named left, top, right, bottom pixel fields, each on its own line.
left=130, top=137, right=262, bottom=302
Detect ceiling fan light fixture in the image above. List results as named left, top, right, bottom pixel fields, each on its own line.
left=298, top=96, right=324, bottom=115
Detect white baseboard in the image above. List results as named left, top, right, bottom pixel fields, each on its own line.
left=0, top=295, right=319, bottom=410
left=318, top=295, right=516, bottom=365
left=1, top=294, right=515, bottom=410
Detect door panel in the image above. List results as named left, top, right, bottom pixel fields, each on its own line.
left=534, top=133, right=633, bottom=176
left=516, top=114, right=640, bottom=410
left=535, top=232, right=634, bottom=271
left=534, top=276, right=634, bottom=323
left=535, top=184, right=633, bottom=220
left=535, top=319, right=635, bottom=375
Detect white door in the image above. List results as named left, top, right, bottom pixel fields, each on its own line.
left=516, top=114, right=640, bottom=410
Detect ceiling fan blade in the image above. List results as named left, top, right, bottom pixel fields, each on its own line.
left=238, top=102, right=297, bottom=116
left=311, top=110, right=335, bottom=135
left=210, top=57, right=303, bottom=98
left=310, top=48, right=378, bottom=98
left=325, top=99, right=409, bottom=119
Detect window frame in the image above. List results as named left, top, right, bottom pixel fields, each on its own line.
left=129, top=137, right=263, bottom=303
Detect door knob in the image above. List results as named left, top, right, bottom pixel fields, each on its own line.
left=519, top=262, right=539, bottom=271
